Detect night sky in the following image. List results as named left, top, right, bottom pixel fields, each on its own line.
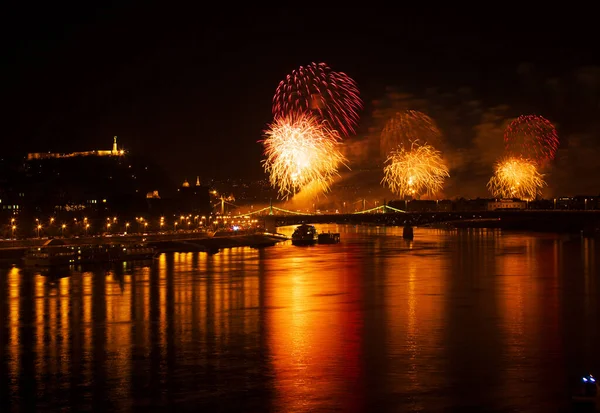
left=3, top=4, right=599, bottom=194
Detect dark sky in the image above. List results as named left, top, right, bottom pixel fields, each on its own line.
left=3, top=3, right=599, bottom=186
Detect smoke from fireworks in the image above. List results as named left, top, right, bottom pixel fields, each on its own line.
left=380, top=110, right=443, bottom=159
left=487, top=156, right=546, bottom=201
left=381, top=142, right=450, bottom=199
left=504, top=115, right=559, bottom=167
left=272, top=62, right=362, bottom=137
left=261, top=113, right=348, bottom=199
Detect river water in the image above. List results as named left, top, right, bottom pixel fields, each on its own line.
left=0, top=225, right=599, bottom=412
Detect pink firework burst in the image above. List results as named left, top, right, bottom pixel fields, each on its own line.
left=504, top=115, right=559, bottom=167
left=272, top=62, right=362, bottom=137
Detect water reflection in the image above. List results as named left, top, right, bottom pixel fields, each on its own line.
left=384, top=230, right=448, bottom=411
left=0, top=227, right=600, bottom=412
left=265, top=246, right=365, bottom=413
left=494, top=234, right=563, bottom=411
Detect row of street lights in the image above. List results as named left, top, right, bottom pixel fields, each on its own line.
left=10, top=214, right=264, bottom=238
left=7, top=214, right=260, bottom=239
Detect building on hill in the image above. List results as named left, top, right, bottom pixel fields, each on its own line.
left=145, top=176, right=212, bottom=219
left=27, top=136, right=125, bottom=160
left=177, top=176, right=211, bottom=216
left=1, top=137, right=174, bottom=219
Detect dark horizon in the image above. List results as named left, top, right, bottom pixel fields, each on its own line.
left=3, top=4, right=600, bottom=194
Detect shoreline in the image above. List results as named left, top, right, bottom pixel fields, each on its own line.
left=0, top=231, right=290, bottom=266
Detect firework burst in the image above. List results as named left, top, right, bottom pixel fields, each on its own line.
left=272, top=62, right=362, bottom=137
left=261, top=113, right=348, bottom=199
left=380, top=110, right=442, bottom=158
left=381, top=142, right=449, bottom=199
left=487, top=156, right=546, bottom=201
left=504, top=115, right=559, bottom=166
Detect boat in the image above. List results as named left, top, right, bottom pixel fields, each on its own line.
left=318, top=232, right=340, bottom=244
left=23, top=242, right=157, bottom=267
left=23, top=246, right=75, bottom=267
left=572, top=374, right=599, bottom=405
left=291, top=224, right=318, bottom=246
left=122, top=244, right=157, bottom=260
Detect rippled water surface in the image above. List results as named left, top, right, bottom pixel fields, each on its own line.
left=1, top=225, right=599, bottom=412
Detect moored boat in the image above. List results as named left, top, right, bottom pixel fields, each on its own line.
left=23, top=246, right=75, bottom=267
left=23, top=242, right=157, bottom=267
left=318, top=232, right=340, bottom=244
left=291, top=224, right=318, bottom=246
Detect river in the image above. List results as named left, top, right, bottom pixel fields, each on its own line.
left=0, top=225, right=598, bottom=412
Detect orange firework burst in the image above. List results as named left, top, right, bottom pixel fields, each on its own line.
left=487, top=156, right=546, bottom=201
left=381, top=142, right=449, bottom=199
left=380, top=110, right=442, bottom=158
left=261, top=113, right=348, bottom=199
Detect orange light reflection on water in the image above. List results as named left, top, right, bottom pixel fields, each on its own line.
left=495, top=234, right=561, bottom=408
left=384, top=230, right=447, bottom=411
left=265, top=248, right=364, bottom=413
left=7, top=268, right=20, bottom=396
left=105, top=267, right=132, bottom=404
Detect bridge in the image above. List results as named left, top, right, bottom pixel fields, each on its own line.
left=225, top=204, right=600, bottom=234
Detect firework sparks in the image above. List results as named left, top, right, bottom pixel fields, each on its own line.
left=261, top=113, right=348, bottom=199
left=504, top=115, right=559, bottom=166
left=380, top=110, right=442, bottom=158
left=487, top=156, right=546, bottom=201
left=381, top=142, right=449, bottom=199
left=272, top=62, right=362, bottom=137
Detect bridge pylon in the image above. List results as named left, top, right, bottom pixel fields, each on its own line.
left=264, top=215, right=277, bottom=233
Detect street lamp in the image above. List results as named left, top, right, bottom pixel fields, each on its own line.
left=85, top=223, right=90, bottom=235
left=107, top=222, right=111, bottom=233
left=125, top=222, right=130, bottom=233
left=36, top=224, right=42, bottom=238
left=61, top=224, right=66, bottom=237
left=174, top=222, right=178, bottom=231
left=12, top=225, right=16, bottom=238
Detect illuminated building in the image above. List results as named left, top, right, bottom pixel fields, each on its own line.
left=176, top=176, right=211, bottom=216
left=487, top=199, right=527, bottom=211
left=27, top=136, right=125, bottom=160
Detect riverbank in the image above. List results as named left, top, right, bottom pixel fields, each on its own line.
left=0, top=231, right=290, bottom=266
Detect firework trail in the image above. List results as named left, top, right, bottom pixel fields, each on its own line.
left=504, top=115, right=559, bottom=167
left=261, top=113, right=348, bottom=199
left=380, top=110, right=442, bottom=158
left=487, top=156, right=546, bottom=201
left=381, top=142, right=449, bottom=199
left=272, top=62, right=362, bottom=137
